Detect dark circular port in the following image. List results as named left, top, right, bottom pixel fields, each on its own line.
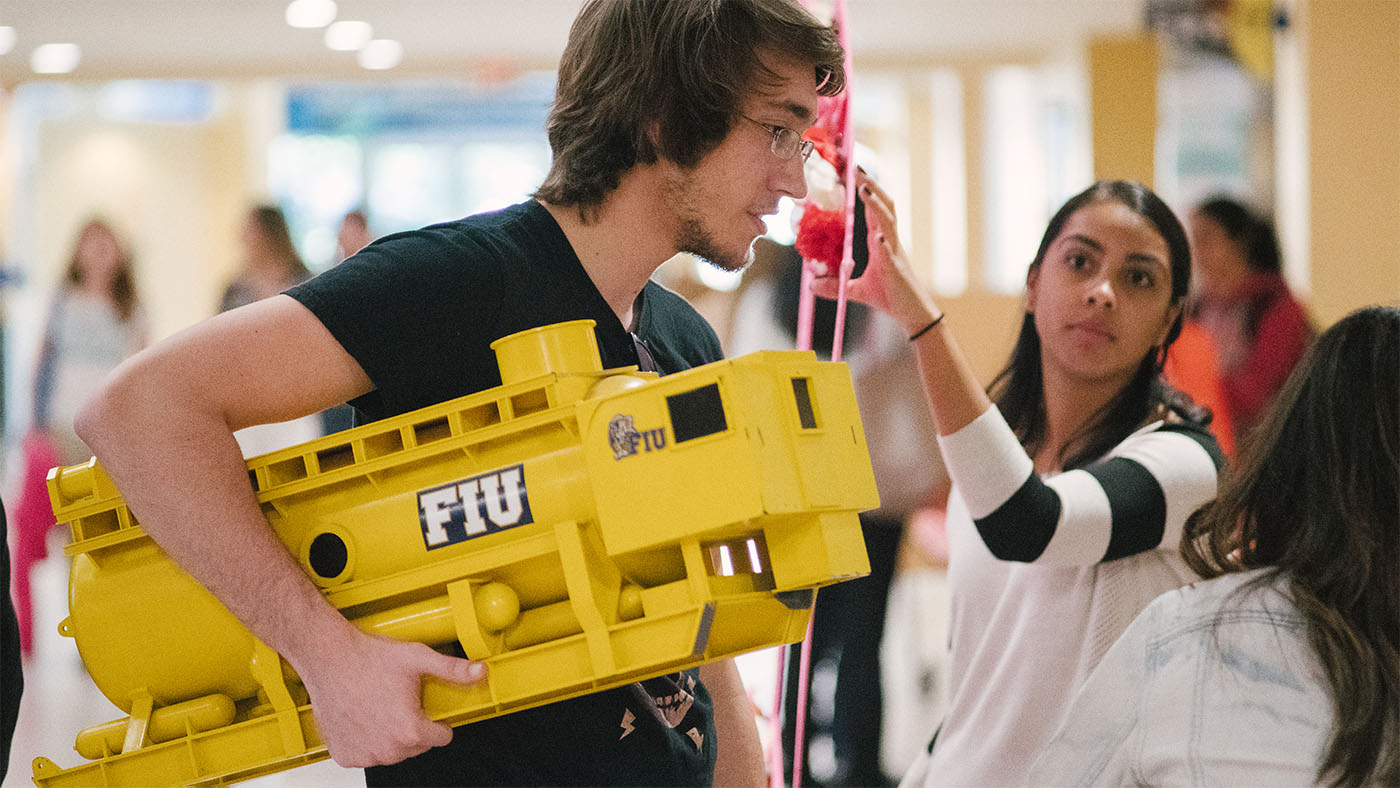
left=308, top=532, right=349, bottom=579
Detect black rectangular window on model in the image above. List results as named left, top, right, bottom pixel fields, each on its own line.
left=790, top=377, right=818, bottom=429
left=667, top=383, right=727, bottom=443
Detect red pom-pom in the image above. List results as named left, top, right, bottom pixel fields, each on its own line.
left=803, top=125, right=841, bottom=170
left=795, top=205, right=845, bottom=271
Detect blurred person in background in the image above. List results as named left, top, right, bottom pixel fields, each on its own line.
left=32, top=219, right=148, bottom=466
left=336, top=208, right=375, bottom=263
left=11, top=218, right=147, bottom=657
left=1161, top=318, right=1235, bottom=455
left=219, top=204, right=320, bottom=454
left=1031, top=304, right=1398, bottom=786
left=320, top=208, right=377, bottom=434
left=1186, top=196, right=1312, bottom=443
left=219, top=204, right=313, bottom=313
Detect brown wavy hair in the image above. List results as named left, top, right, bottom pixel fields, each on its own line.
left=535, top=0, right=845, bottom=220
left=246, top=205, right=311, bottom=282
left=1182, top=304, right=1399, bottom=786
left=64, top=219, right=139, bottom=322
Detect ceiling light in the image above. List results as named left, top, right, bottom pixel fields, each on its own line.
left=0, top=27, right=16, bottom=56
left=285, top=0, right=337, bottom=29
left=324, top=20, right=372, bottom=51
left=358, top=39, right=403, bottom=70
left=31, top=43, right=81, bottom=74
left=284, top=0, right=336, bottom=28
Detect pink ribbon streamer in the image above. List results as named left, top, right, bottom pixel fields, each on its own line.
left=778, top=7, right=855, bottom=787
left=794, top=0, right=856, bottom=363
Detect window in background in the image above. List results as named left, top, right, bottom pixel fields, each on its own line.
left=457, top=140, right=552, bottom=218
left=928, top=68, right=968, bottom=296
left=272, top=76, right=553, bottom=268
left=982, top=64, right=1090, bottom=294
left=95, top=80, right=217, bottom=125
left=853, top=74, right=913, bottom=262
left=267, top=134, right=364, bottom=271
left=364, top=140, right=457, bottom=237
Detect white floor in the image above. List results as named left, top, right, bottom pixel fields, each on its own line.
left=4, top=550, right=789, bottom=788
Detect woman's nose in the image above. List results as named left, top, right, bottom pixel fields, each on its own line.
left=1086, top=277, right=1115, bottom=308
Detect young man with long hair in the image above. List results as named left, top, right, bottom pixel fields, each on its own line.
left=76, top=2, right=844, bottom=785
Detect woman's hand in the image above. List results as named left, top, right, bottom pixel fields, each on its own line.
left=810, top=170, right=941, bottom=335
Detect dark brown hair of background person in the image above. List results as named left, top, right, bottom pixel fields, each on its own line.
left=64, top=219, right=139, bottom=321
left=1182, top=304, right=1399, bottom=786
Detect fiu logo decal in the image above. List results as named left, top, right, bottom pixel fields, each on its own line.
left=608, top=413, right=667, bottom=460
left=417, top=463, right=533, bottom=550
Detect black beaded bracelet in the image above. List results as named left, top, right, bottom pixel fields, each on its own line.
left=908, top=314, right=945, bottom=342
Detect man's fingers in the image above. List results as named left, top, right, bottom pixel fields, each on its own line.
left=417, top=719, right=454, bottom=750
left=415, top=644, right=487, bottom=686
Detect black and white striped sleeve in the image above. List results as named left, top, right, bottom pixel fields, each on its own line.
left=937, top=406, right=1223, bottom=565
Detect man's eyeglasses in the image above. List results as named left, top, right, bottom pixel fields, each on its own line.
left=738, top=114, right=816, bottom=162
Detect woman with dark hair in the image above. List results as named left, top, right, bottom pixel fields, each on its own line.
left=218, top=205, right=320, bottom=454
left=1032, top=304, right=1398, bottom=786
left=35, top=218, right=147, bottom=464
left=817, top=175, right=1224, bottom=785
left=219, top=204, right=313, bottom=313
left=1188, top=196, right=1312, bottom=441
left=13, top=219, right=148, bottom=656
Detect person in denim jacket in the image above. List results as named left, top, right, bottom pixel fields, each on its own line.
left=1032, top=305, right=1399, bottom=786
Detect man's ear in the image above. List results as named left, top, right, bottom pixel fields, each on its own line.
left=1025, top=264, right=1041, bottom=314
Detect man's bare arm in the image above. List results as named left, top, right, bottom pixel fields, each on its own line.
left=76, top=295, right=483, bottom=767
left=701, top=659, right=766, bottom=787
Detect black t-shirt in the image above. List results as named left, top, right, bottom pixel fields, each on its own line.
left=286, top=200, right=724, bottom=787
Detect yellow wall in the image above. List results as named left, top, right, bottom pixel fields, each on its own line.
left=34, top=120, right=243, bottom=339
left=1304, top=0, right=1400, bottom=326
left=8, top=87, right=258, bottom=349
left=1089, top=35, right=1159, bottom=185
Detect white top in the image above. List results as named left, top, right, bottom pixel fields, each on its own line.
left=36, top=291, right=145, bottom=464
left=912, top=406, right=1221, bottom=787
left=1030, top=568, right=1330, bottom=786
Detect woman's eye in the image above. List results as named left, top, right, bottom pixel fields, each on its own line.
left=1066, top=253, right=1089, bottom=270
left=1128, top=269, right=1156, bottom=289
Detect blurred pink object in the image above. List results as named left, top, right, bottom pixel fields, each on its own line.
left=11, top=430, right=60, bottom=657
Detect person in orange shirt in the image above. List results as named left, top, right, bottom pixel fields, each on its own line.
left=1162, top=319, right=1235, bottom=455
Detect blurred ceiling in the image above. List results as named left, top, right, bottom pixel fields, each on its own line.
left=1, top=0, right=1147, bottom=83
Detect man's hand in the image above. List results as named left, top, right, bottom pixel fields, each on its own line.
left=297, top=631, right=486, bottom=768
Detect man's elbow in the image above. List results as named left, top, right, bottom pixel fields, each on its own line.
left=74, top=356, right=147, bottom=454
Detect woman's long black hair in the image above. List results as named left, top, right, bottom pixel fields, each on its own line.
left=987, top=180, right=1206, bottom=470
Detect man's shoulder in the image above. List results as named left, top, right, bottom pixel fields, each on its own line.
left=642, top=278, right=705, bottom=323
left=387, top=201, right=547, bottom=252
left=331, top=201, right=562, bottom=289
left=641, top=279, right=723, bottom=368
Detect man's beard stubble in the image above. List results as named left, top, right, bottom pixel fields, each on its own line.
left=676, top=215, right=756, bottom=274
left=666, top=168, right=757, bottom=274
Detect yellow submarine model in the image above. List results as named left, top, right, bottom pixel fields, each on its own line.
left=31, top=319, right=879, bottom=787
